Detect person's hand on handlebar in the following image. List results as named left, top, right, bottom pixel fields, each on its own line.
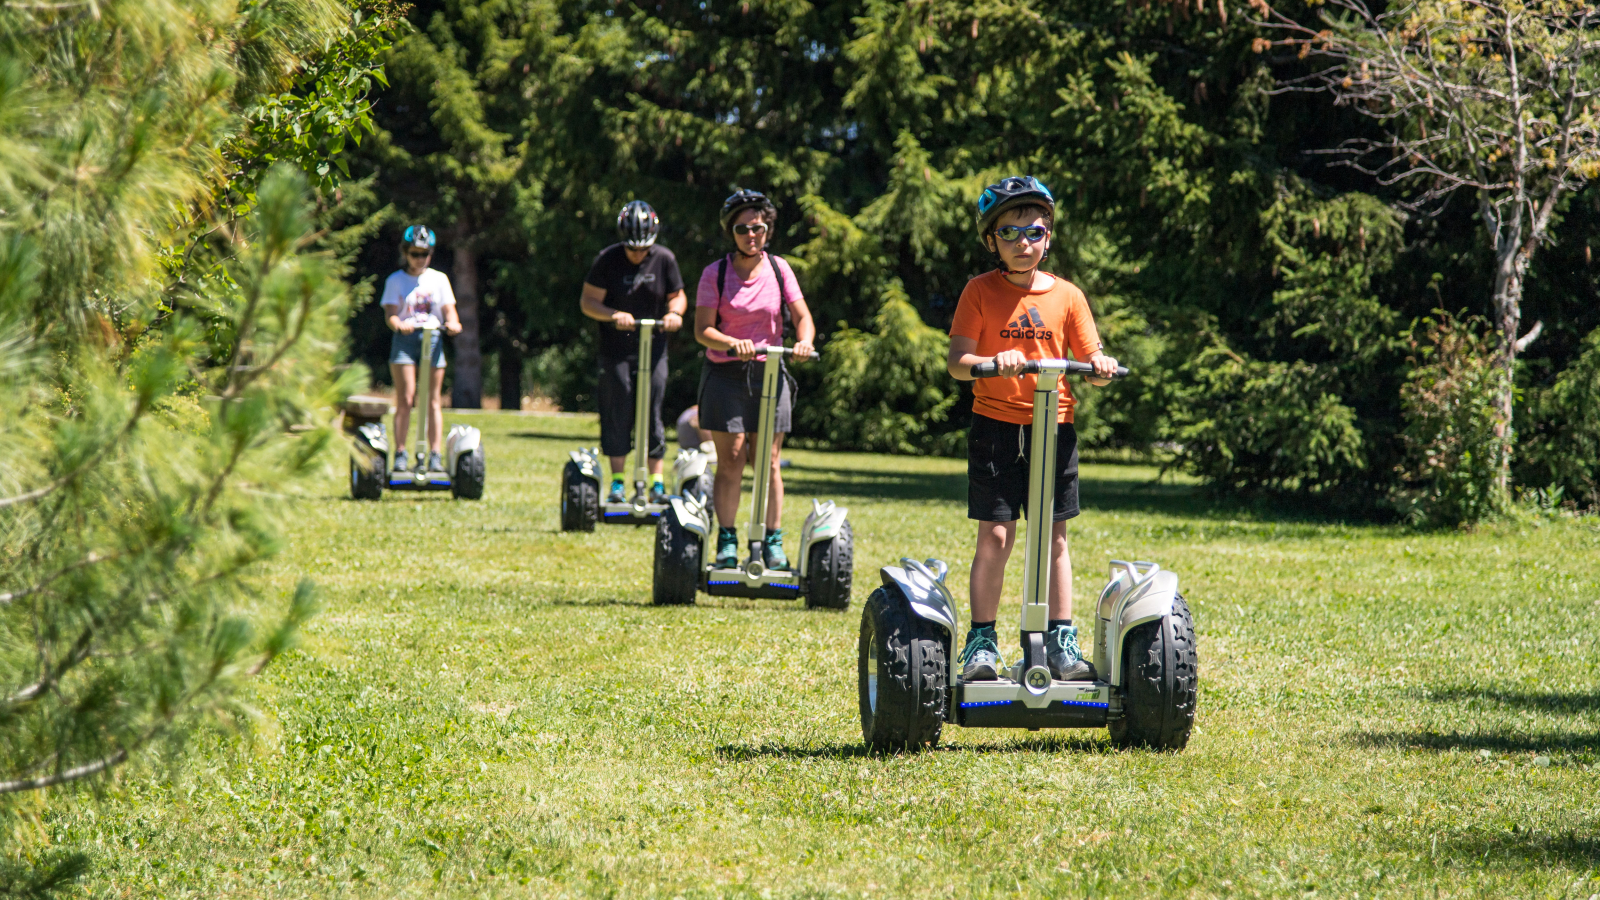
left=1087, top=351, right=1118, bottom=385
left=992, top=349, right=1028, bottom=378
left=662, top=311, right=683, bottom=332
left=792, top=339, right=815, bottom=361
left=612, top=310, right=637, bottom=331
left=395, top=320, right=415, bottom=335
left=729, top=338, right=757, bottom=361
left=445, top=320, right=462, bottom=336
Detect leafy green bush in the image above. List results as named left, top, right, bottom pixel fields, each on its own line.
left=804, top=288, right=963, bottom=456
left=1391, top=312, right=1510, bottom=527
left=1169, top=346, right=1366, bottom=493
left=1519, top=326, right=1600, bottom=510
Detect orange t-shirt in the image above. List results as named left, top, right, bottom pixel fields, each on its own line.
left=949, top=270, right=1103, bottom=424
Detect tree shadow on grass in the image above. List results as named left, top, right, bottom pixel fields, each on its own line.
left=506, top=430, right=599, bottom=442
left=1350, top=730, right=1600, bottom=753
left=1401, top=826, right=1600, bottom=870
left=1423, top=686, right=1600, bottom=715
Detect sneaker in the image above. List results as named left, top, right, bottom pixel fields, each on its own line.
left=607, top=480, right=626, bottom=504
left=762, top=529, right=789, bottom=570
left=1046, top=625, right=1096, bottom=682
left=958, top=626, right=1001, bottom=682
left=427, top=451, right=443, bottom=472
left=649, top=481, right=668, bottom=504
left=715, top=527, right=739, bottom=569
left=392, top=451, right=410, bottom=473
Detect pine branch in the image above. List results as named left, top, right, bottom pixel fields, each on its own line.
left=0, top=749, right=128, bottom=794
left=0, top=550, right=120, bottom=605
left=0, top=398, right=148, bottom=511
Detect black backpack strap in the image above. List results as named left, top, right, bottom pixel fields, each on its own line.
left=767, top=252, right=795, bottom=341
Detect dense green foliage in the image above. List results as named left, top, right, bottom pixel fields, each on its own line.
left=340, top=0, right=1600, bottom=517
left=0, top=0, right=398, bottom=887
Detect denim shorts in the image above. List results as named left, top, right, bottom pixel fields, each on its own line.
left=389, top=331, right=447, bottom=368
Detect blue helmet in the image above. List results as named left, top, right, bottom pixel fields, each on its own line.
left=402, top=224, right=437, bottom=251
left=975, top=176, right=1055, bottom=244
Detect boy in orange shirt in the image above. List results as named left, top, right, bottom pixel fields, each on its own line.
left=947, top=176, right=1120, bottom=682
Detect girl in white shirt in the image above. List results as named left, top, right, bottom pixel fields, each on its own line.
left=380, top=225, right=463, bottom=473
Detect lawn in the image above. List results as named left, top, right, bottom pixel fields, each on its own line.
left=39, top=411, right=1600, bottom=898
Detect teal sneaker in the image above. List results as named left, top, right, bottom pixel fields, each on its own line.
left=763, top=529, right=790, bottom=571
left=1046, top=624, right=1096, bottom=682
left=958, top=625, right=1001, bottom=682
left=715, top=527, right=739, bottom=569
left=607, top=479, right=626, bottom=504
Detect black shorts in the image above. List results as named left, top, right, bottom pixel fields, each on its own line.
left=697, top=360, right=793, bottom=435
left=597, top=353, right=667, bottom=460
left=967, top=412, right=1079, bottom=523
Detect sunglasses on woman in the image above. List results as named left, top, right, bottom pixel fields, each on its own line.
left=994, top=224, right=1049, bottom=244
left=733, top=223, right=769, bottom=237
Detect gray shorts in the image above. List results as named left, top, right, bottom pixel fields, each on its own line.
left=698, top=360, right=792, bottom=434
left=389, top=331, right=447, bottom=368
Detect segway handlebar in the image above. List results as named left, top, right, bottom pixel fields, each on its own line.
left=755, top=344, right=821, bottom=361
left=970, top=358, right=1129, bottom=379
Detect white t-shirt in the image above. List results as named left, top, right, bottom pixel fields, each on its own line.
left=381, top=268, right=456, bottom=329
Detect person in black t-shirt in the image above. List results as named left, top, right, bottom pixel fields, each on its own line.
left=579, top=200, right=688, bottom=504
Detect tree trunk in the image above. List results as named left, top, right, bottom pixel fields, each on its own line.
left=451, top=230, right=483, bottom=409
left=1489, top=218, right=1526, bottom=492
left=499, top=330, right=523, bottom=412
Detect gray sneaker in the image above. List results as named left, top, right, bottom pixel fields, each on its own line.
left=1047, top=624, right=1096, bottom=682
left=958, top=626, right=1001, bottom=682
left=427, top=451, right=444, bottom=472
left=392, top=450, right=410, bottom=473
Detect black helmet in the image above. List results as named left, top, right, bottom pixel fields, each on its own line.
left=975, top=176, right=1055, bottom=244
left=402, top=224, right=436, bottom=251
left=617, top=200, right=660, bottom=249
left=719, top=189, right=776, bottom=234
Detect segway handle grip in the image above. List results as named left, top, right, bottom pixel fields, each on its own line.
left=969, top=359, right=1130, bottom=379
left=635, top=318, right=662, bottom=326
left=758, top=345, right=821, bottom=362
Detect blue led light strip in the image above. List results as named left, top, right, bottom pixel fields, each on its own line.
left=1059, top=700, right=1109, bottom=708
left=960, top=700, right=1014, bottom=708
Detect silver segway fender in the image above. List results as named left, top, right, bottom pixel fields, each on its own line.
left=668, top=491, right=712, bottom=538
left=797, top=499, right=849, bottom=580
left=1096, top=560, right=1181, bottom=688
left=672, top=447, right=709, bottom=493
left=878, top=558, right=958, bottom=637
left=354, top=421, right=388, bottom=460
left=445, top=424, right=481, bottom=473
left=569, top=447, right=600, bottom=480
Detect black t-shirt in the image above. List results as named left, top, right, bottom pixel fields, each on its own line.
left=585, top=244, right=685, bottom=360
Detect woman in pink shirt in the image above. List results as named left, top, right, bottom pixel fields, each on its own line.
left=693, top=190, right=817, bottom=572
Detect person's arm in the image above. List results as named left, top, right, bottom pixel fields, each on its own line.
left=1066, top=291, right=1116, bottom=385
left=385, top=307, right=414, bottom=335
left=441, top=301, right=462, bottom=335
left=580, top=282, right=636, bottom=331
left=694, top=306, right=756, bottom=360
left=662, top=289, right=687, bottom=333
left=948, top=336, right=1026, bottom=380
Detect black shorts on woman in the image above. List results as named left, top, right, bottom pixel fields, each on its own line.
left=966, top=412, right=1079, bottom=522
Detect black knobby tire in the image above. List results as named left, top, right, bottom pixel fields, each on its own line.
left=858, top=584, right=947, bottom=752
left=1108, top=592, right=1199, bottom=751
left=560, top=461, right=598, bottom=532
left=803, top=520, right=853, bottom=610
left=350, top=455, right=384, bottom=501
left=652, top=504, right=700, bottom=605
left=452, top=448, right=486, bottom=500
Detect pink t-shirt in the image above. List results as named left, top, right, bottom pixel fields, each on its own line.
left=694, top=254, right=804, bottom=363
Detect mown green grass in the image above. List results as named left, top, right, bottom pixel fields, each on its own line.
left=39, top=412, right=1600, bottom=898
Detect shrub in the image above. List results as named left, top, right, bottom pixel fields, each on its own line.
left=1519, top=326, right=1600, bottom=510
left=1169, top=346, right=1366, bottom=493
left=1391, top=312, right=1510, bottom=527
left=804, top=287, right=963, bottom=456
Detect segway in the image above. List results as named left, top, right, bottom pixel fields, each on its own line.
left=345, top=395, right=393, bottom=500
left=651, top=343, right=853, bottom=609
left=857, top=359, right=1198, bottom=751
left=383, top=325, right=486, bottom=500
left=560, top=319, right=711, bottom=531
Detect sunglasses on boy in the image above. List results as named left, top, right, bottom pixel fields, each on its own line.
left=993, top=224, right=1049, bottom=244
left=732, top=222, right=769, bottom=237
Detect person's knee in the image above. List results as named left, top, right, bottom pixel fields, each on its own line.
left=975, top=524, right=1013, bottom=556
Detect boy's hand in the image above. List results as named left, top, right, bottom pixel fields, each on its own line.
left=994, top=349, right=1028, bottom=377
left=1090, top=352, right=1119, bottom=378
